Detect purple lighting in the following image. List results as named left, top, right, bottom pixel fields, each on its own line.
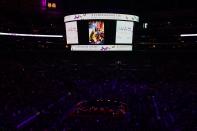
left=41, top=0, right=47, bottom=11
left=16, top=112, right=40, bottom=129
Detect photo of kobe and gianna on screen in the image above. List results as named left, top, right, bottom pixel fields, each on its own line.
left=89, top=21, right=104, bottom=44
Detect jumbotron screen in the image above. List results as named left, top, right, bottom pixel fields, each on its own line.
left=64, top=13, right=139, bottom=51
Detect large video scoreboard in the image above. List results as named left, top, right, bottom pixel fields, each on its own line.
left=64, top=13, right=139, bottom=51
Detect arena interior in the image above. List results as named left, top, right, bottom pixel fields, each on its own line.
left=0, top=0, right=197, bottom=130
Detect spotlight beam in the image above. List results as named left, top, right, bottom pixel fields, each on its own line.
left=180, top=34, right=197, bottom=37
left=0, top=32, right=63, bottom=38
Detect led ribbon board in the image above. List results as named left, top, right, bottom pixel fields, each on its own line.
left=64, top=13, right=139, bottom=22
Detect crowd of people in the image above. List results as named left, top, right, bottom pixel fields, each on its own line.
left=0, top=50, right=196, bottom=130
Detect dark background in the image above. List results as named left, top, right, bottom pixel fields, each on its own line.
left=0, top=0, right=196, bottom=13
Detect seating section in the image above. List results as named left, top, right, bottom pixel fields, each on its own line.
left=0, top=51, right=196, bottom=130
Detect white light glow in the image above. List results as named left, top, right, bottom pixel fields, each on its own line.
left=71, top=45, right=132, bottom=51
left=65, top=22, right=79, bottom=44
left=115, top=21, right=134, bottom=44
left=64, top=13, right=139, bottom=22
left=180, top=34, right=197, bottom=37
left=0, top=32, right=63, bottom=38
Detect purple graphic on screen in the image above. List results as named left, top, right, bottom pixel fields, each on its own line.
left=101, top=46, right=110, bottom=51
left=74, top=15, right=80, bottom=19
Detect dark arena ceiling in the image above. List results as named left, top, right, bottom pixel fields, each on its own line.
left=0, top=0, right=196, bottom=15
